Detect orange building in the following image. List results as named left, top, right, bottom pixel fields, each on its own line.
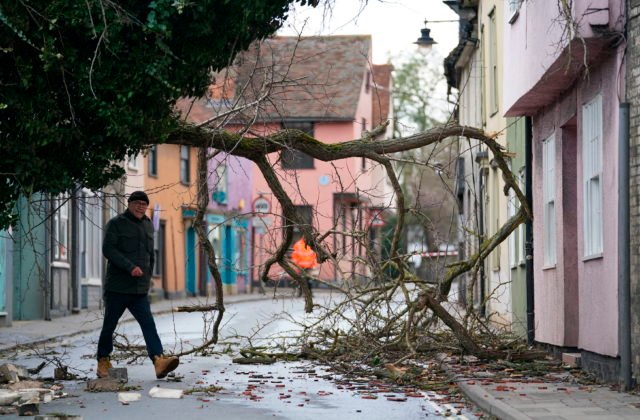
left=143, top=144, right=198, bottom=299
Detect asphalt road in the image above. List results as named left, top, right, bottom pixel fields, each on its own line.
left=1, top=297, right=478, bottom=419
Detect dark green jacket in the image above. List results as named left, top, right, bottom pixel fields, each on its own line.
left=102, top=210, right=155, bottom=294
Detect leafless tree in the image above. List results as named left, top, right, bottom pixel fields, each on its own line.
left=161, top=35, right=533, bottom=363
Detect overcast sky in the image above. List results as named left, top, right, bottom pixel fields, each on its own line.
left=278, top=1, right=460, bottom=127
left=279, top=0, right=460, bottom=64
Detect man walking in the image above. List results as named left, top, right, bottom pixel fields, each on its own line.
left=97, top=191, right=179, bottom=379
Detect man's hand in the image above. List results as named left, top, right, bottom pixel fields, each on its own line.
left=131, top=266, right=144, bottom=277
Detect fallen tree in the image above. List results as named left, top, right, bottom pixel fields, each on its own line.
left=162, top=118, right=534, bottom=362
left=2, top=0, right=537, bottom=366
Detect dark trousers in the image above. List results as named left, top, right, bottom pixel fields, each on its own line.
left=97, top=291, right=163, bottom=362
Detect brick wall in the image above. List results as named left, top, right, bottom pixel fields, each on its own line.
left=628, top=0, right=640, bottom=383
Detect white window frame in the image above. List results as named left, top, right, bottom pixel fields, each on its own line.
left=488, top=7, right=499, bottom=116
left=80, top=190, right=103, bottom=286
left=127, top=153, right=140, bottom=171
left=148, top=145, right=158, bottom=177
left=52, top=194, right=70, bottom=262
left=543, top=135, right=556, bottom=267
left=107, top=195, right=119, bottom=220
left=582, top=94, right=603, bottom=258
left=180, top=146, right=190, bottom=184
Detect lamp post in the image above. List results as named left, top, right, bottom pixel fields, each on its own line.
left=414, top=19, right=459, bottom=50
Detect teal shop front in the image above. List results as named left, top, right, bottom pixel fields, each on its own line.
left=206, top=214, right=250, bottom=295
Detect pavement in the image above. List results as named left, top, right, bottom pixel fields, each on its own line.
left=0, top=290, right=284, bottom=353
left=2, top=292, right=640, bottom=419
left=443, top=356, right=640, bottom=420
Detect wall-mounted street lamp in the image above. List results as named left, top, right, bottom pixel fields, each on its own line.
left=414, top=19, right=459, bottom=50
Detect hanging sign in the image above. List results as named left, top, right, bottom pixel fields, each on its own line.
left=253, top=197, right=271, bottom=214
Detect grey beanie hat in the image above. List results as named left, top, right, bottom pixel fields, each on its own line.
left=128, top=190, right=149, bottom=204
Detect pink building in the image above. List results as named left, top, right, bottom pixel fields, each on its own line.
left=504, top=0, right=626, bottom=381
left=225, top=36, right=393, bottom=285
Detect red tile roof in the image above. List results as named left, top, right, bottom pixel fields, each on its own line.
left=177, top=35, right=374, bottom=125
left=231, top=35, right=372, bottom=122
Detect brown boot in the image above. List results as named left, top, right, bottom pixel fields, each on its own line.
left=96, top=357, right=112, bottom=378
left=153, top=355, right=179, bottom=379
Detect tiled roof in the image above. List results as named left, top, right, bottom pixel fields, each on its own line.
left=231, top=35, right=372, bottom=122
left=176, top=35, right=373, bottom=125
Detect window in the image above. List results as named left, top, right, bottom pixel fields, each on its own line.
left=582, top=94, right=603, bottom=257
left=153, top=222, right=165, bottom=277
left=508, top=167, right=526, bottom=268
left=127, top=153, right=140, bottom=171
left=281, top=122, right=314, bottom=169
left=52, top=194, right=70, bottom=261
left=543, top=135, right=556, bottom=266
left=456, top=157, right=465, bottom=212
left=236, top=228, right=248, bottom=272
left=180, top=146, right=190, bottom=184
left=212, top=163, right=228, bottom=204
left=488, top=8, right=499, bottom=116
left=361, top=117, right=367, bottom=170
left=282, top=150, right=314, bottom=169
left=107, top=195, right=119, bottom=220
left=334, top=196, right=360, bottom=256
left=148, top=145, right=158, bottom=177
left=80, top=191, right=103, bottom=283
left=207, top=223, right=223, bottom=282
left=290, top=205, right=313, bottom=243
left=479, top=26, right=487, bottom=127
left=491, top=166, right=500, bottom=269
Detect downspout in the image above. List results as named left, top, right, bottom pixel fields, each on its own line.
left=4, top=230, right=13, bottom=326
left=71, top=187, right=80, bottom=313
left=525, top=116, right=535, bottom=346
left=478, top=168, right=486, bottom=318
left=44, top=195, right=51, bottom=321
left=618, top=102, right=632, bottom=389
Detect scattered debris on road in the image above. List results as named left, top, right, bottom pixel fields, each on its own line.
left=117, top=392, right=141, bottom=405
left=85, top=378, right=122, bottom=392
left=148, top=386, right=183, bottom=398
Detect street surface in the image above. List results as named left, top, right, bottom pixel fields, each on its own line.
left=0, top=297, right=479, bottom=419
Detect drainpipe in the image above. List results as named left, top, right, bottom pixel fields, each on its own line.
left=525, top=117, right=535, bottom=346
left=71, top=187, right=80, bottom=313
left=618, top=102, right=632, bottom=390
left=478, top=168, right=486, bottom=318
left=44, top=195, right=51, bottom=321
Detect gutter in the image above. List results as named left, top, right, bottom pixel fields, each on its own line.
left=618, top=102, right=632, bottom=389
